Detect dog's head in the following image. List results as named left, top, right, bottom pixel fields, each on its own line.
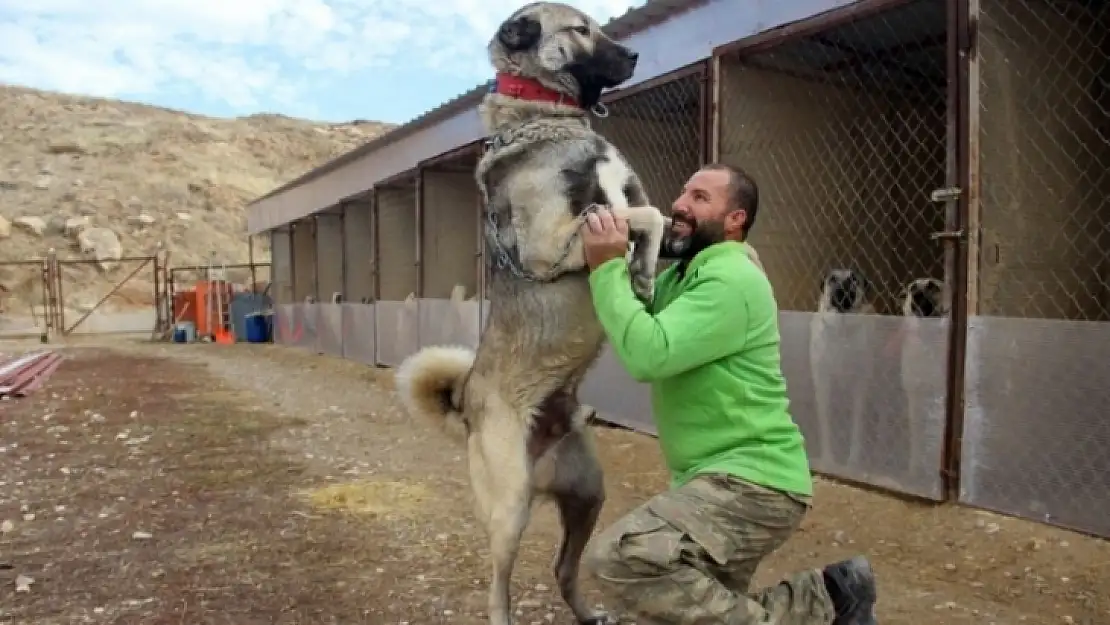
left=488, top=2, right=639, bottom=108
left=820, top=269, right=871, bottom=313
left=902, top=278, right=946, bottom=317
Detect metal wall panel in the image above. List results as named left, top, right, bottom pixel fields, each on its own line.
left=782, top=311, right=948, bottom=500
left=341, top=303, right=377, bottom=365
left=318, top=303, right=344, bottom=356
left=418, top=298, right=481, bottom=350
left=375, top=297, right=419, bottom=367
left=961, top=316, right=1110, bottom=537
left=580, top=347, right=656, bottom=435
left=274, top=304, right=296, bottom=345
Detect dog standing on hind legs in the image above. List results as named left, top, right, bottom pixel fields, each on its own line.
left=394, top=4, right=669, bottom=625
left=810, top=269, right=877, bottom=468
left=890, top=277, right=947, bottom=479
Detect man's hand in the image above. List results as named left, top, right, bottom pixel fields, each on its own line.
left=580, top=207, right=629, bottom=271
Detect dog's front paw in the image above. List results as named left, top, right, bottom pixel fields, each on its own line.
left=632, top=274, right=654, bottom=304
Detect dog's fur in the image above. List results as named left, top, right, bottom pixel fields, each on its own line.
left=810, top=269, right=877, bottom=467
left=896, top=277, right=947, bottom=476
left=394, top=4, right=668, bottom=625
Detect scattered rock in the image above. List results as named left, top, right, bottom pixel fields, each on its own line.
left=128, top=213, right=156, bottom=227
left=14, top=574, right=34, bottom=593
left=13, top=215, right=46, bottom=236
left=77, top=226, right=123, bottom=272
left=132, top=530, right=153, bottom=540
left=0, top=519, right=13, bottom=533
left=65, top=215, right=90, bottom=236
left=46, top=140, right=85, bottom=154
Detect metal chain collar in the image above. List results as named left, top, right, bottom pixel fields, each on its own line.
left=479, top=117, right=601, bottom=283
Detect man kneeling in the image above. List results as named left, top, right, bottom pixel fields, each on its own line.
left=577, top=164, right=878, bottom=625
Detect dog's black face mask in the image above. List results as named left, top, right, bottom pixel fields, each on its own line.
left=565, top=39, right=639, bottom=108
left=909, top=284, right=942, bottom=317
left=823, top=272, right=867, bottom=313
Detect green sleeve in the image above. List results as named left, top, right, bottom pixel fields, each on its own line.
left=587, top=258, right=749, bottom=382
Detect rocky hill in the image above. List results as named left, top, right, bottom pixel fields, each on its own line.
left=0, top=83, right=393, bottom=319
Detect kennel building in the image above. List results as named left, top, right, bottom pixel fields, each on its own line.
left=248, top=0, right=1110, bottom=538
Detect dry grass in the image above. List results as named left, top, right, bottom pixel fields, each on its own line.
left=304, top=479, right=437, bottom=518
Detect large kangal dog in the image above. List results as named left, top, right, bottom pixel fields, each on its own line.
left=810, top=268, right=877, bottom=468
left=394, top=3, right=669, bottom=625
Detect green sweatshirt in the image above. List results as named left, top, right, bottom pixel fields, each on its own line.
left=588, top=241, right=813, bottom=497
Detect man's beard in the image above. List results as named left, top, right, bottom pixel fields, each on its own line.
left=660, top=213, right=727, bottom=262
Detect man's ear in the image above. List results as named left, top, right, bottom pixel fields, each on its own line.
left=498, top=16, right=541, bottom=51
left=726, top=208, right=747, bottom=233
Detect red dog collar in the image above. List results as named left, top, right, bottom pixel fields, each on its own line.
left=493, top=73, right=580, bottom=108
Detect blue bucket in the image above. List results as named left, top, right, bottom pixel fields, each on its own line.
left=244, top=312, right=273, bottom=343
left=172, top=322, right=196, bottom=343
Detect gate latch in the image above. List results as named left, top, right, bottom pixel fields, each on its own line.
left=929, top=186, right=962, bottom=203
left=930, top=229, right=966, bottom=242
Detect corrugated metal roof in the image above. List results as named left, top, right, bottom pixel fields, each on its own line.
left=249, top=0, right=707, bottom=205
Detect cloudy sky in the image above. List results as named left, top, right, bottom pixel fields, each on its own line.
left=0, top=0, right=644, bottom=125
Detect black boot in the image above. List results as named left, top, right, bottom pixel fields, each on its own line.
left=822, top=556, right=877, bottom=625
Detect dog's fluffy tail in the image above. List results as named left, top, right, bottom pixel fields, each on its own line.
left=394, top=345, right=475, bottom=443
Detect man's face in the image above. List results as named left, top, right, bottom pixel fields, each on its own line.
left=662, top=168, right=746, bottom=261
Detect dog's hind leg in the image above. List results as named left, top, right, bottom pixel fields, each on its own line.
left=541, top=407, right=614, bottom=625
left=469, top=416, right=535, bottom=625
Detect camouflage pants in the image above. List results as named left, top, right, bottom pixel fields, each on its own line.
left=585, top=473, right=836, bottom=625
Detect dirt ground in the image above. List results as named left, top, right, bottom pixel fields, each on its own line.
left=1, top=341, right=1107, bottom=625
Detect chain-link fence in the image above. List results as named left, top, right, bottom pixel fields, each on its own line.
left=960, top=0, right=1110, bottom=538
left=718, top=0, right=951, bottom=499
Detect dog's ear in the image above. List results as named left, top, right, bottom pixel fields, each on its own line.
left=498, top=16, right=541, bottom=51
left=852, top=271, right=871, bottom=295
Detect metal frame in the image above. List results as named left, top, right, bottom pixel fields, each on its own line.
left=712, top=0, right=918, bottom=58
left=941, top=0, right=973, bottom=500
